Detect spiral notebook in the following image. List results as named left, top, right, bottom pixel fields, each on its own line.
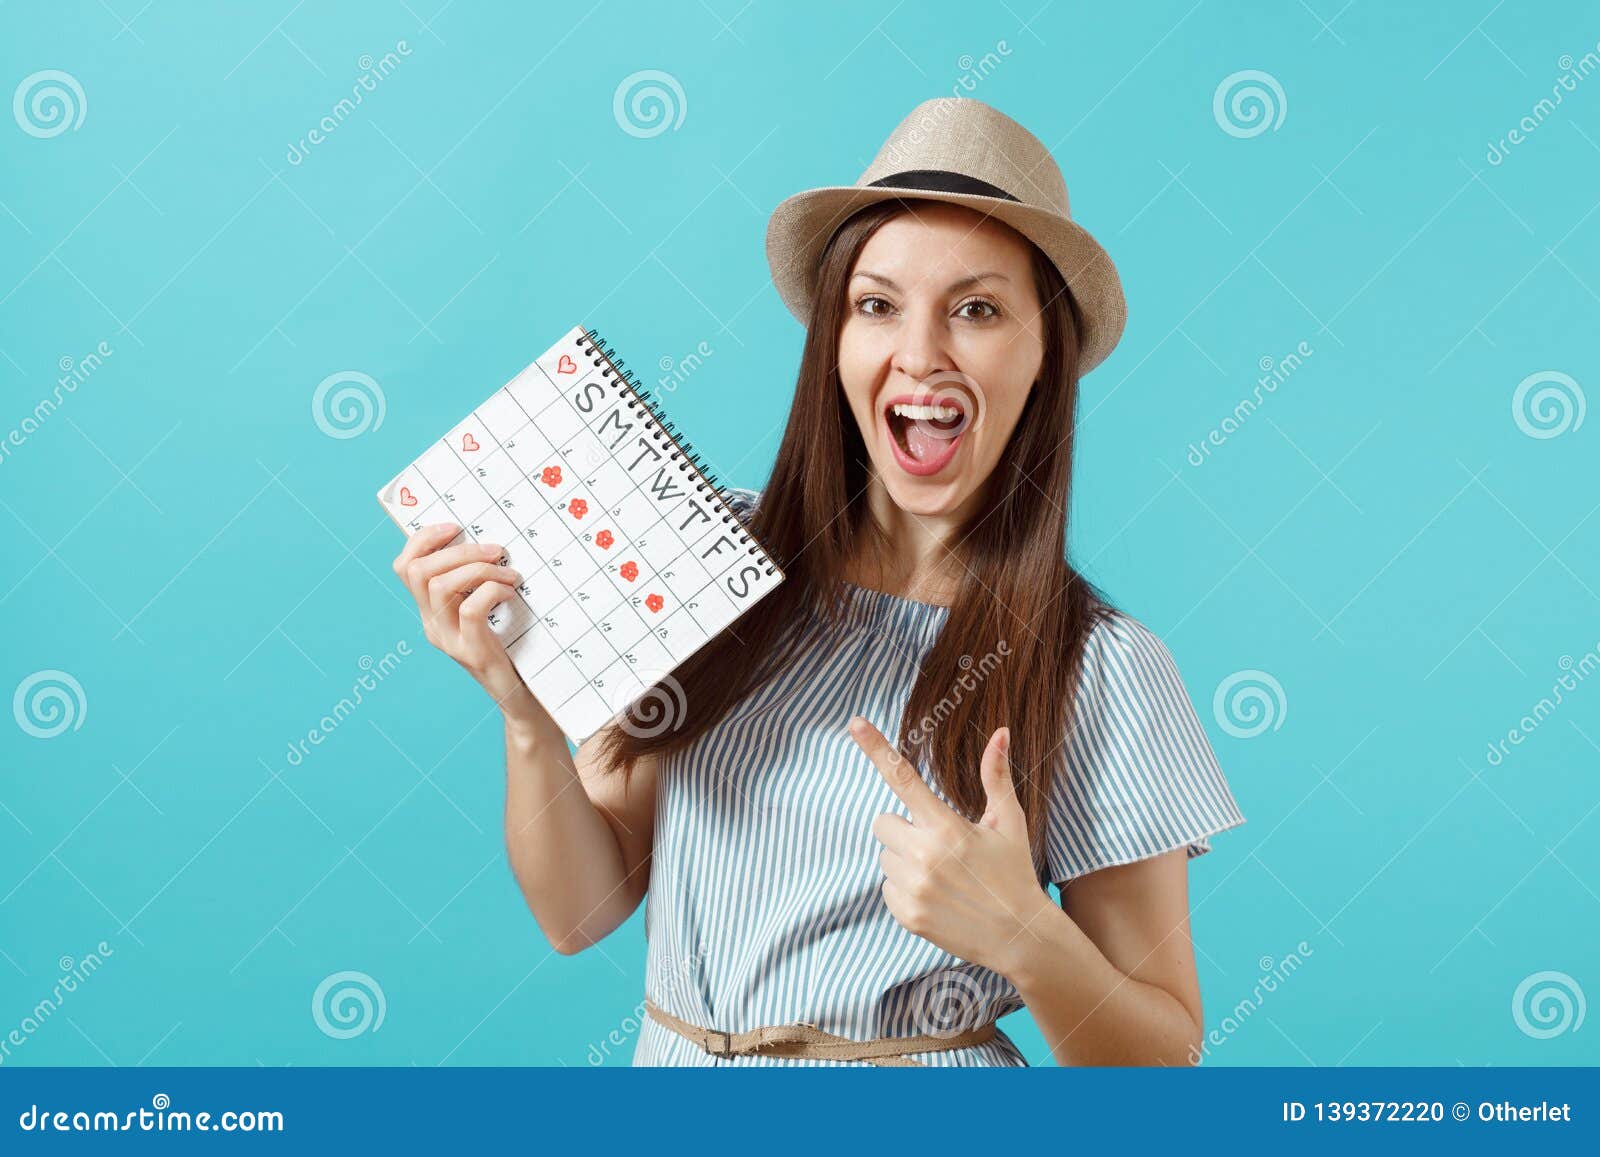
left=376, top=325, right=784, bottom=740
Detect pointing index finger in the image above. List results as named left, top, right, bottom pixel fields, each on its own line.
left=848, top=716, right=951, bottom=828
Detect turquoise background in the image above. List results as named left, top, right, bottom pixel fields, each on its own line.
left=2, top=0, right=1597, bottom=1067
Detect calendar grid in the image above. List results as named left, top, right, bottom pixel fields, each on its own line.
left=416, top=354, right=697, bottom=721
left=378, top=325, right=784, bottom=739
left=499, top=368, right=672, bottom=648
left=435, top=409, right=638, bottom=699
left=403, top=413, right=637, bottom=725
left=432, top=389, right=710, bottom=720
left=522, top=339, right=760, bottom=645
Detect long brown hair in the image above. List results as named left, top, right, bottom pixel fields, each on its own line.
left=599, top=199, right=1111, bottom=865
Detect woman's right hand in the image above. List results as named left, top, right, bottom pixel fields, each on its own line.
left=392, top=522, right=553, bottom=733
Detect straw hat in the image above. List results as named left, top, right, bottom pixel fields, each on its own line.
left=765, top=97, right=1127, bottom=375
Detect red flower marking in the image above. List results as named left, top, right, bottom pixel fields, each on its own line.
left=595, top=529, right=614, bottom=549
left=540, top=465, right=562, bottom=487
left=568, top=498, right=588, bottom=519
left=619, top=561, right=639, bottom=582
left=645, top=593, right=665, bottom=613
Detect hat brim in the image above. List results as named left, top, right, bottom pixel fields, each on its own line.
left=765, top=185, right=1127, bottom=376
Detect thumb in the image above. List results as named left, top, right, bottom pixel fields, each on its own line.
left=978, top=727, right=1026, bottom=840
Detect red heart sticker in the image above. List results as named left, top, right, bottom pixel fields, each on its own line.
left=461, top=433, right=480, bottom=452
left=398, top=487, right=417, bottom=507
left=619, top=561, right=638, bottom=582
left=645, top=593, right=665, bottom=613
left=557, top=354, right=577, bottom=374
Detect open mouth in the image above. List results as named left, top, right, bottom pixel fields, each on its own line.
left=883, top=392, right=970, bottom=477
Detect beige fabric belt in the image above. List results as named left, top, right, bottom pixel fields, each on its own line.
left=643, top=997, right=997, bottom=1067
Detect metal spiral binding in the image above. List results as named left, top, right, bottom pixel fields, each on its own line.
left=576, top=326, right=775, bottom=576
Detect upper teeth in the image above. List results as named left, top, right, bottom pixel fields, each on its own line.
left=891, top=403, right=961, bottom=421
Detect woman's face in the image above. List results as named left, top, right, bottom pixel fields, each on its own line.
left=837, top=201, right=1047, bottom=520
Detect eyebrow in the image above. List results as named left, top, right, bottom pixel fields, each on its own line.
left=850, top=270, right=1012, bottom=293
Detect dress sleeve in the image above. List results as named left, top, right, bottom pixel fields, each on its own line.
left=1043, top=610, right=1246, bottom=886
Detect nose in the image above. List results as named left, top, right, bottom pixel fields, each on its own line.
left=888, top=304, right=952, bottom=385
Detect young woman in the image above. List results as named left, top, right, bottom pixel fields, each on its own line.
left=391, top=98, right=1245, bottom=1066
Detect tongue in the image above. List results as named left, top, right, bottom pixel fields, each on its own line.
left=904, top=420, right=946, bottom=462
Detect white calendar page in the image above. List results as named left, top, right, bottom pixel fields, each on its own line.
left=376, top=325, right=785, bottom=740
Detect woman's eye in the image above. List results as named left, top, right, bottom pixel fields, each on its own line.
left=955, top=299, right=999, bottom=320
left=856, top=295, right=894, bottom=317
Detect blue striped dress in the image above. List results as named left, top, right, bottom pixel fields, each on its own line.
left=631, top=487, right=1245, bottom=1066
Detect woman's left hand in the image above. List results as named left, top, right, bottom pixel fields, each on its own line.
left=848, top=716, right=1058, bottom=980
